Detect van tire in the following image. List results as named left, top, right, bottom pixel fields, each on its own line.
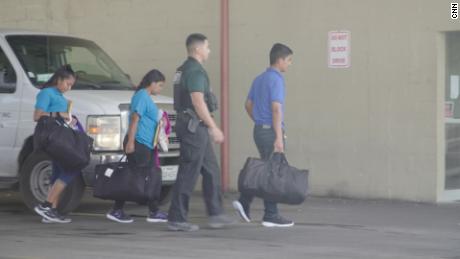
left=19, top=151, right=85, bottom=214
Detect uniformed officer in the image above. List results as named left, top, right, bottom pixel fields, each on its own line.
left=167, top=33, right=234, bottom=231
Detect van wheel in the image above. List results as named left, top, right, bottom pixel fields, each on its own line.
left=159, top=185, right=173, bottom=205
left=19, top=151, right=85, bottom=213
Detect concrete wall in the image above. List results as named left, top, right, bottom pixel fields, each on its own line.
left=228, top=0, right=460, bottom=202
left=1, top=0, right=459, bottom=201
left=0, top=0, right=70, bottom=32
left=0, top=0, right=220, bottom=97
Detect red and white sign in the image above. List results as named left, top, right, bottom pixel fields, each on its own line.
left=328, top=31, right=351, bottom=68
left=445, top=101, right=454, bottom=118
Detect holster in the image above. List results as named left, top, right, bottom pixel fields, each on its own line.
left=184, top=108, right=201, bottom=133
left=205, top=91, right=218, bottom=113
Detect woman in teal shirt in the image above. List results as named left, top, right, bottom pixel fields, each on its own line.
left=33, top=65, right=78, bottom=224
left=106, top=69, right=168, bottom=223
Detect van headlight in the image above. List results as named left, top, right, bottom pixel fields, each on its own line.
left=87, top=115, right=121, bottom=151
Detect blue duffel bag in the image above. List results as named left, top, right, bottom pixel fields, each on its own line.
left=33, top=115, right=93, bottom=171
left=238, top=152, right=309, bottom=205
left=93, top=157, right=160, bottom=202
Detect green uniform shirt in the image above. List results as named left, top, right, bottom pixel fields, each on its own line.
left=181, top=57, right=210, bottom=94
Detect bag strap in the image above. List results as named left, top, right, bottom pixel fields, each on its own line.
left=48, top=112, right=70, bottom=127
left=269, top=152, right=288, bottom=164
left=118, top=155, right=127, bottom=163
left=114, top=155, right=127, bottom=167
left=268, top=152, right=289, bottom=174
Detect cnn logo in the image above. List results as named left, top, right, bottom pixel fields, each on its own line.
left=452, top=3, right=458, bottom=19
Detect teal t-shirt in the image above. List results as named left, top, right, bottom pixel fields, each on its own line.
left=130, top=88, right=158, bottom=150
left=35, top=87, right=68, bottom=112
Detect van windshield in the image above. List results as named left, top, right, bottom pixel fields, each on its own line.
left=6, top=35, right=133, bottom=90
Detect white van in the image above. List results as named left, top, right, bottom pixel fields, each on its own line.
left=0, top=29, right=180, bottom=212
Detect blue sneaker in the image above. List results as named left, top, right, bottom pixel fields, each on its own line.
left=106, top=209, right=133, bottom=223
left=146, top=210, right=168, bottom=223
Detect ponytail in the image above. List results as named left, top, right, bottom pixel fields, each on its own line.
left=136, top=69, right=165, bottom=92
left=41, top=64, right=76, bottom=89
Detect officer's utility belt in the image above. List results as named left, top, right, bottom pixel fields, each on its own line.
left=178, top=108, right=204, bottom=133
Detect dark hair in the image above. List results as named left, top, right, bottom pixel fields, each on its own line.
left=269, top=43, right=293, bottom=65
left=186, top=33, right=207, bottom=54
left=41, top=64, right=75, bottom=89
left=136, top=69, right=165, bottom=92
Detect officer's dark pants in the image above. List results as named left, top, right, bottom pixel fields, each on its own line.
left=113, top=139, right=162, bottom=213
left=168, top=117, right=223, bottom=222
left=238, top=125, right=281, bottom=219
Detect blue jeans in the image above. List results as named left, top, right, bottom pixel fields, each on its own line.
left=50, top=162, right=78, bottom=185
left=239, top=125, right=282, bottom=219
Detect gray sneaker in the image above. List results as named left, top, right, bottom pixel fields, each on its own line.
left=168, top=221, right=199, bottom=232
left=42, top=215, right=72, bottom=224
left=34, top=204, right=71, bottom=223
left=262, top=215, right=294, bottom=227
left=208, top=214, right=236, bottom=229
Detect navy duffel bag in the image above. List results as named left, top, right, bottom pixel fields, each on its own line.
left=33, top=115, right=93, bottom=171
left=238, top=152, right=309, bottom=205
left=93, top=158, right=160, bottom=202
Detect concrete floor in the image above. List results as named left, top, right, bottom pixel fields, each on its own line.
left=0, top=191, right=459, bottom=259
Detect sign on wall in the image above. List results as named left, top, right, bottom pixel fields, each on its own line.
left=328, top=31, right=351, bottom=68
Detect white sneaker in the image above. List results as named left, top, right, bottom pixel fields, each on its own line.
left=42, top=217, right=72, bottom=223
left=232, top=200, right=251, bottom=223
left=41, top=218, right=54, bottom=224
left=261, top=215, right=294, bottom=227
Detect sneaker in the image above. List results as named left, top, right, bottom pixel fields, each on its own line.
left=106, top=209, right=133, bottom=223
left=167, top=221, right=199, bottom=232
left=42, top=215, right=72, bottom=224
left=146, top=211, right=168, bottom=223
left=34, top=204, right=70, bottom=223
left=232, top=200, right=251, bottom=223
left=41, top=217, right=54, bottom=224
left=34, top=203, right=52, bottom=217
left=208, top=214, right=237, bottom=229
left=262, top=215, right=294, bottom=227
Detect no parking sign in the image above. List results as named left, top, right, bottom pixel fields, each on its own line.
left=328, top=31, right=351, bottom=68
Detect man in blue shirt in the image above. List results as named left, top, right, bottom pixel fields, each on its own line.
left=233, top=43, right=294, bottom=227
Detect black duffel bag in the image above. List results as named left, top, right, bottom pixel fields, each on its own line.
left=238, top=152, right=309, bottom=205
left=34, top=115, right=93, bottom=171
left=93, top=158, right=160, bottom=202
